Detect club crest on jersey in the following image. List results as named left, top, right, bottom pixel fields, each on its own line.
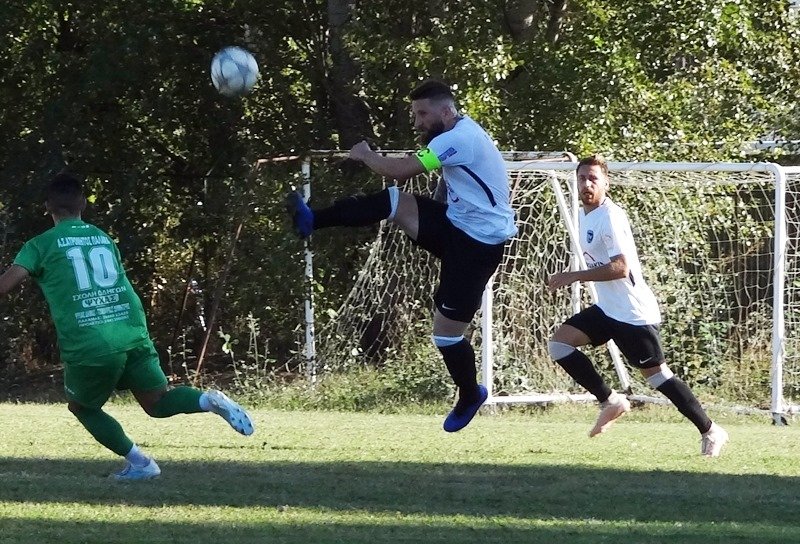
left=587, top=230, right=594, bottom=243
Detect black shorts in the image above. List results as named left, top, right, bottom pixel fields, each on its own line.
left=564, top=305, right=665, bottom=369
left=411, top=195, right=506, bottom=323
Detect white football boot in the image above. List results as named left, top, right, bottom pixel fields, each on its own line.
left=589, top=391, right=631, bottom=437
left=112, top=458, right=161, bottom=482
left=701, top=422, right=729, bottom=457
left=205, top=390, right=255, bottom=436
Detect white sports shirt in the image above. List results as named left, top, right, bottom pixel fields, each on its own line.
left=579, top=197, right=661, bottom=325
left=416, top=116, right=517, bottom=244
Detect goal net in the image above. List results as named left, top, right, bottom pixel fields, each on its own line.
left=784, top=166, right=800, bottom=416
left=486, top=161, right=793, bottom=421
left=304, top=155, right=797, bottom=419
left=303, top=151, right=573, bottom=385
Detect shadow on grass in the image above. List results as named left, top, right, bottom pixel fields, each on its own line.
left=1, top=456, right=799, bottom=526
left=0, top=515, right=795, bottom=544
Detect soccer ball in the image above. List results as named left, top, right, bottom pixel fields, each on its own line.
left=210, top=46, right=259, bottom=97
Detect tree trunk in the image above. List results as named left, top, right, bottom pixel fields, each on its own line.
left=545, top=0, right=568, bottom=45
left=327, top=0, right=375, bottom=148
left=501, top=0, right=541, bottom=43
left=501, top=0, right=567, bottom=45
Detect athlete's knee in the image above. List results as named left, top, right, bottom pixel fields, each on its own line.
left=644, top=364, right=674, bottom=388
left=68, top=401, right=98, bottom=419
left=548, top=340, right=576, bottom=361
left=391, top=191, right=419, bottom=233
left=135, top=388, right=167, bottom=417
left=67, top=401, right=84, bottom=416
left=432, top=334, right=464, bottom=348
left=547, top=340, right=575, bottom=361
left=140, top=403, right=159, bottom=418
left=386, top=186, right=400, bottom=221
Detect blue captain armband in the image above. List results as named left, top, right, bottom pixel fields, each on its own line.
left=415, top=147, right=442, bottom=172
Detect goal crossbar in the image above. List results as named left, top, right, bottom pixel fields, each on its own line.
left=300, top=154, right=796, bottom=424
left=486, top=160, right=790, bottom=424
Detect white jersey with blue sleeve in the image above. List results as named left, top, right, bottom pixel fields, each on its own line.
left=414, top=116, right=517, bottom=244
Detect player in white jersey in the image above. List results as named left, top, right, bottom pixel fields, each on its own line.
left=547, top=155, right=728, bottom=457
left=286, top=80, right=516, bottom=432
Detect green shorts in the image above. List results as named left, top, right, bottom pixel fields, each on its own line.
left=63, top=342, right=168, bottom=409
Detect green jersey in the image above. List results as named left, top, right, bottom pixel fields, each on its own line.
left=13, top=218, right=150, bottom=364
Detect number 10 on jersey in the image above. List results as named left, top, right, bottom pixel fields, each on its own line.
left=66, top=246, right=119, bottom=290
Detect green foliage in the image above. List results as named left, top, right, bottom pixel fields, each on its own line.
left=497, top=0, right=796, bottom=159
left=339, top=0, right=800, bottom=160
left=0, top=0, right=317, bottom=377
left=608, top=180, right=777, bottom=402
left=233, top=351, right=452, bottom=412
left=1, top=0, right=798, bottom=398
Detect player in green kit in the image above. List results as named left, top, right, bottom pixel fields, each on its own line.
left=0, top=173, right=255, bottom=481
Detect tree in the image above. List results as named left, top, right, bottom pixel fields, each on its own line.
left=1, top=0, right=798, bottom=382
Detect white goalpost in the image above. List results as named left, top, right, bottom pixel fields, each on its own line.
left=480, top=160, right=794, bottom=425
left=299, top=153, right=799, bottom=424
left=782, top=166, right=800, bottom=418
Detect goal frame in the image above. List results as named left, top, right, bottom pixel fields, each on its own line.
left=479, top=160, right=790, bottom=425
left=298, top=153, right=795, bottom=424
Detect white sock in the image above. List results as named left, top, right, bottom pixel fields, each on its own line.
left=125, top=444, right=151, bottom=467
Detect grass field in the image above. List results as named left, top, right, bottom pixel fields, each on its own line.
left=1, top=401, right=799, bottom=544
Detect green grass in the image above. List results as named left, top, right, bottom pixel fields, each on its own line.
left=1, top=402, right=799, bottom=543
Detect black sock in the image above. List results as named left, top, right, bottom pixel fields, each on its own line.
left=656, top=377, right=712, bottom=434
left=556, top=350, right=613, bottom=402
left=437, top=339, right=478, bottom=398
left=313, top=189, right=392, bottom=230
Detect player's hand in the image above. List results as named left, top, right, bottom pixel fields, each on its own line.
left=348, top=140, right=373, bottom=162
left=547, top=272, right=574, bottom=292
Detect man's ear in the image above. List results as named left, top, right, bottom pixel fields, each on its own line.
left=442, top=103, right=456, bottom=119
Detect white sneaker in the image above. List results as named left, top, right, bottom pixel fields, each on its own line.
left=112, top=458, right=161, bottom=481
left=589, top=392, right=631, bottom=437
left=205, top=390, right=255, bottom=436
left=701, top=423, right=729, bottom=457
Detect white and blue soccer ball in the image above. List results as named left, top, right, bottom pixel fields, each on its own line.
left=210, top=46, right=259, bottom=97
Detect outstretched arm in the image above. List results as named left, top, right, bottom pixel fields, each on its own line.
left=547, top=254, right=628, bottom=292
left=0, top=265, right=30, bottom=295
left=348, top=141, right=427, bottom=181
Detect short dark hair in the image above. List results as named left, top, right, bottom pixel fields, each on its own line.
left=577, top=154, right=609, bottom=177
left=46, top=173, right=85, bottom=216
left=409, top=79, right=455, bottom=102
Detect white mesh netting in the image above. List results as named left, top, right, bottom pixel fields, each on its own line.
left=783, top=168, right=800, bottom=412
left=309, top=156, right=797, bottom=412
